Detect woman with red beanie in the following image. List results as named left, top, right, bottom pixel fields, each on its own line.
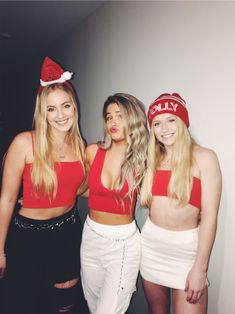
left=140, top=93, right=222, bottom=314
left=0, top=57, right=87, bottom=313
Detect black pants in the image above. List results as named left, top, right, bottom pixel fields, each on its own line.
left=0, top=206, right=88, bottom=314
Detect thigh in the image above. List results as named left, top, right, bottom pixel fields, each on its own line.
left=42, top=279, right=89, bottom=314
left=172, top=287, right=208, bottom=314
left=95, top=232, right=141, bottom=314
left=48, top=209, right=82, bottom=283
left=142, top=278, right=170, bottom=314
left=43, top=212, right=83, bottom=313
left=2, top=224, right=44, bottom=313
left=80, top=222, right=106, bottom=313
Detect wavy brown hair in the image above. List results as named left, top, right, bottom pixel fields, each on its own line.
left=100, top=93, right=149, bottom=200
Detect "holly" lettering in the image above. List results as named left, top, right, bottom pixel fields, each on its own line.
left=150, top=102, right=178, bottom=115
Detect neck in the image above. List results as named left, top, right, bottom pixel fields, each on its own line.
left=165, top=146, right=173, bottom=159
left=110, top=140, right=128, bottom=155
left=160, top=146, right=173, bottom=169
left=50, top=130, right=67, bottom=144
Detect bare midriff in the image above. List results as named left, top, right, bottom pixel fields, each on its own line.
left=89, top=209, right=133, bottom=225
left=150, top=196, right=201, bottom=231
left=19, top=206, right=73, bottom=220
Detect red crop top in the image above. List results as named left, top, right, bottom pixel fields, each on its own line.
left=88, top=148, right=136, bottom=214
left=23, top=161, right=84, bottom=208
left=152, top=170, right=201, bottom=209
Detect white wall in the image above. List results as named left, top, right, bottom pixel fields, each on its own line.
left=49, top=1, right=234, bottom=313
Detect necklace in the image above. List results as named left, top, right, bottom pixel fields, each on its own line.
left=161, top=156, right=171, bottom=169
left=58, top=152, right=66, bottom=159
left=54, top=142, right=66, bottom=159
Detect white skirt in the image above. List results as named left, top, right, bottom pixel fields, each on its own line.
left=140, top=216, right=199, bottom=290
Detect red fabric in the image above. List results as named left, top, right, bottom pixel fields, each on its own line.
left=148, top=93, right=189, bottom=128
left=88, top=148, right=136, bottom=214
left=38, top=56, right=74, bottom=95
left=23, top=161, right=84, bottom=208
left=152, top=170, right=201, bottom=209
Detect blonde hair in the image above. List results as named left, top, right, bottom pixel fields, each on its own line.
left=140, top=117, right=195, bottom=208
left=100, top=93, right=149, bottom=199
left=31, top=83, right=85, bottom=197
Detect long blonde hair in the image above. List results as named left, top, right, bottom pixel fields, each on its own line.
left=31, top=83, right=85, bottom=197
left=100, top=93, right=149, bottom=199
left=141, top=117, right=195, bottom=208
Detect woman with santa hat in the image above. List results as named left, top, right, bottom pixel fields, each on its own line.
left=0, top=57, right=87, bottom=313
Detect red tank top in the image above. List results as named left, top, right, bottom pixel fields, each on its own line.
left=152, top=170, right=201, bottom=209
left=23, top=161, right=84, bottom=208
left=88, top=148, right=136, bottom=214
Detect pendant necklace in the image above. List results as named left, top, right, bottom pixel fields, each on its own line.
left=55, top=142, right=66, bottom=159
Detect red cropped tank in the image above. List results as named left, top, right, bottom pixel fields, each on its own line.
left=88, top=148, right=136, bottom=214
left=152, top=170, right=201, bottom=209
left=23, top=161, right=84, bottom=208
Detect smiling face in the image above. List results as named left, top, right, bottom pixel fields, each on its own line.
left=105, top=102, right=126, bottom=143
left=152, top=113, right=178, bottom=147
left=46, top=88, right=75, bottom=134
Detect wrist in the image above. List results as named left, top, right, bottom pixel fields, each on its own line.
left=192, top=264, right=207, bottom=273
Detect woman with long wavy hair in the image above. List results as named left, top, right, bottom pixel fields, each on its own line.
left=80, top=93, right=149, bottom=314
left=0, top=57, right=87, bottom=313
left=140, top=93, right=222, bottom=314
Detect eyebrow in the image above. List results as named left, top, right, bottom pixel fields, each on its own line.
left=105, top=110, right=121, bottom=116
left=47, top=101, right=71, bottom=107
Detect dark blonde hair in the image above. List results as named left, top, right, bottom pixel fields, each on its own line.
left=31, top=83, right=85, bottom=197
left=141, top=116, right=195, bottom=208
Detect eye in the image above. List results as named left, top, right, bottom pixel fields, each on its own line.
left=47, top=107, right=55, bottom=112
left=169, top=118, right=176, bottom=123
left=64, top=103, right=72, bottom=109
left=153, top=121, right=160, bottom=127
left=117, top=114, right=122, bottom=120
left=106, top=115, right=112, bottom=122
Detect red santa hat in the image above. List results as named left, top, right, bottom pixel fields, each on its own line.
left=147, top=93, right=189, bottom=128
left=38, top=56, right=74, bottom=95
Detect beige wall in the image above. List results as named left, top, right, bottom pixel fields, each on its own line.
left=48, top=1, right=234, bottom=313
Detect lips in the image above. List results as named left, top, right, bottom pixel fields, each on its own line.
left=162, top=133, right=174, bottom=138
left=110, top=127, right=119, bottom=133
left=56, top=119, right=69, bottom=125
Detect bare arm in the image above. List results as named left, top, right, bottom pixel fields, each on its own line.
left=185, top=148, right=222, bottom=302
left=77, top=144, right=98, bottom=198
left=0, top=132, right=30, bottom=278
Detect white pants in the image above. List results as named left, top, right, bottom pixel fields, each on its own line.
left=81, top=216, right=141, bottom=314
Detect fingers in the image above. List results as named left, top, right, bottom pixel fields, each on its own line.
left=18, top=197, right=23, bottom=205
left=0, top=268, right=5, bottom=279
left=186, top=289, right=193, bottom=303
left=186, top=289, right=204, bottom=304
left=0, top=258, right=6, bottom=279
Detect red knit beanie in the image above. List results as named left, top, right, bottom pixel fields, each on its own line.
left=38, top=56, right=74, bottom=95
left=147, top=93, right=189, bottom=128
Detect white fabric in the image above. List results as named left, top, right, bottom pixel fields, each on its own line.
left=81, top=216, right=141, bottom=314
left=140, top=216, right=199, bottom=290
left=40, top=71, right=73, bottom=86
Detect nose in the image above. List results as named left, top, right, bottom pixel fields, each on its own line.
left=57, top=108, right=65, bottom=119
left=162, top=122, right=168, bottom=132
left=111, top=117, right=119, bottom=126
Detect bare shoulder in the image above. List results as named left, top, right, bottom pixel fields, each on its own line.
left=193, top=145, right=221, bottom=173
left=85, top=143, right=99, bottom=166
left=8, top=131, right=33, bottom=153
